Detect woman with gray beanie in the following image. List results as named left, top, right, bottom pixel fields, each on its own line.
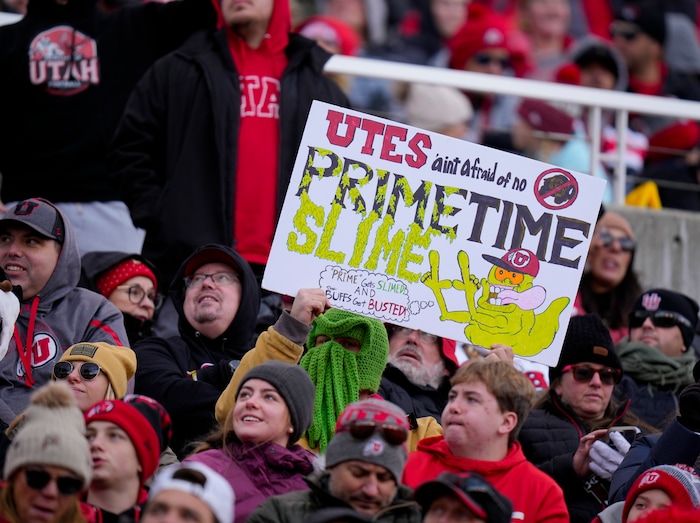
left=185, top=361, right=316, bottom=523
left=0, top=381, right=94, bottom=523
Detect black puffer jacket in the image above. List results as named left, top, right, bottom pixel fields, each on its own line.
left=518, top=390, right=632, bottom=523
left=133, top=244, right=260, bottom=458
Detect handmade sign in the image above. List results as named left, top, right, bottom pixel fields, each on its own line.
left=263, top=101, right=606, bottom=366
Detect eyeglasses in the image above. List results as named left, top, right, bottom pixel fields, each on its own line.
left=610, top=25, right=640, bottom=41
left=184, top=272, right=239, bottom=289
left=24, top=468, right=83, bottom=495
left=472, top=53, right=511, bottom=69
left=629, top=310, right=693, bottom=330
left=392, top=326, right=439, bottom=343
left=597, top=230, right=636, bottom=252
left=561, top=364, right=622, bottom=385
left=337, top=420, right=409, bottom=446
left=116, top=285, right=163, bottom=309
left=53, top=361, right=101, bottom=381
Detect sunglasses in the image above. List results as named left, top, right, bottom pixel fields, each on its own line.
left=53, top=361, right=101, bottom=381
left=561, top=364, right=622, bottom=385
left=392, top=326, right=439, bottom=343
left=24, top=468, right=83, bottom=496
left=472, top=53, right=510, bottom=69
left=610, top=26, right=640, bottom=41
left=338, top=420, right=409, bottom=446
left=629, top=310, right=693, bottom=330
left=597, top=230, right=636, bottom=252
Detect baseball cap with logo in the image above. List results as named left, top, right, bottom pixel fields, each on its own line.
left=482, top=248, right=540, bottom=278
left=415, top=472, right=514, bottom=523
left=0, top=198, right=64, bottom=244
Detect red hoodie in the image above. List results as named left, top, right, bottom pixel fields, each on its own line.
left=218, top=0, right=291, bottom=266
left=403, top=436, right=569, bottom=523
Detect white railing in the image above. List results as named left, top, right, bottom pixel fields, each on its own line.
left=325, top=55, right=700, bottom=205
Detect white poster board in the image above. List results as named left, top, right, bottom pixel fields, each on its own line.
left=263, top=101, right=606, bottom=366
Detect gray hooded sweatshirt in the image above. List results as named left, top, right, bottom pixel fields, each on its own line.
left=0, top=202, right=128, bottom=426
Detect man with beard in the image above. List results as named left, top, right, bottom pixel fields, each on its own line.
left=378, top=326, right=458, bottom=423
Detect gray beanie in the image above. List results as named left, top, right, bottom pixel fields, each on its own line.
left=236, top=361, right=315, bottom=445
left=325, top=399, right=410, bottom=482
left=4, top=381, right=92, bottom=488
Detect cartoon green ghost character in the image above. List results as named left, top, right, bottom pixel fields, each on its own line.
left=421, top=248, right=569, bottom=356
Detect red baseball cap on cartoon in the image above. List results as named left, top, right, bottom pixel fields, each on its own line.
left=482, top=248, right=540, bottom=277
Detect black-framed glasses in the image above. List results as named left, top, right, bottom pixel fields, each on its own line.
left=183, top=272, right=239, bottom=289
left=561, top=364, right=622, bottom=385
left=629, top=310, right=693, bottom=330
left=116, top=284, right=163, bottom=309
left=597, top=230, right=636, bottom=252
left=24, top=468, right=83, bottom=495
left=53, top=361, right=101, bottom=381
left=337, top=420, right=409, bottom=446
left=472, top=53, right=511, bottom=69
left=393, top=326, right=439, bottom=343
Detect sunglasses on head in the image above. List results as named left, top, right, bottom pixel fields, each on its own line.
left=52, top=361, right=101, bottom=381
left=472, top=53, right=510, bottom=69
left=338, top=420, right=408, bottom=446
left=561, top=364, right=622, bottom=385
left=24, top=468, right=83, bottom=496
left=629, top=310, right=693, bottom=330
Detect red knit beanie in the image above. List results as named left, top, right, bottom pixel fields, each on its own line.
left=85, top=399, right=163, bottom=486
left=623, top=465, right=700, bottom=523
left=448, top=9, right=510, bottom=71
left=96, top=259, right=158, bottom=298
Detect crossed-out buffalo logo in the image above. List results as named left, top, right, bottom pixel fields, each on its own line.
left=16, top=333, right=60, bottom=378
left=29, top=25, right=100, bottom=95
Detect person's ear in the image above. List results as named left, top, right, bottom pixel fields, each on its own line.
left=497, top=411, right=517, bottom=437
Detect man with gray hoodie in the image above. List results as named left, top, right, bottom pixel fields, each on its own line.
left=0, top=197, right=129, bottom=429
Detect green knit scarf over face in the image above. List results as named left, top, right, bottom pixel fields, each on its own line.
left=300, top=309, right=389, bottom=452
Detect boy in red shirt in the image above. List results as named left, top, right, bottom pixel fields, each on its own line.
left=403, top=360, right=568, bottom=523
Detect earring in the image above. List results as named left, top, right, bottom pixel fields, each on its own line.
left=288, top=427, right=294, bottom=433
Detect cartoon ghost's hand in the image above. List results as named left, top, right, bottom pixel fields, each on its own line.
left=421, top=250, right=452, bottom=292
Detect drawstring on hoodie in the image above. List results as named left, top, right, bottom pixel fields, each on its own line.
left=13, top=296, right=40, bottom=387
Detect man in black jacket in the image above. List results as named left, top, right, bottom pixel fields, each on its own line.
left=0, top=0, right=215, bottom=254
left=110, top=0, right=350, bottom=294
left=378, top=325, right=458, bottom=423
left=133, top=244, right=260, bottom=458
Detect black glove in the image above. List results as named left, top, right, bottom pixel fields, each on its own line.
left=195, top=359, right=239, bottom=389
left=679, top=383, right=700, bottom=432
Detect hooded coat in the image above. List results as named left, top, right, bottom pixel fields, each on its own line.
left=0, top=0, right=214, bottom=204
left=79, top=251, right=160, bottom=344
left=247, top=470, right=421, bottom=523
left=133, top=244, right=260, bottom=458
left=402, top=437, right=569, bottom=523
left=0, top=204, right=128, bottom=427
left=109, top=0, right=350, bottom=288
